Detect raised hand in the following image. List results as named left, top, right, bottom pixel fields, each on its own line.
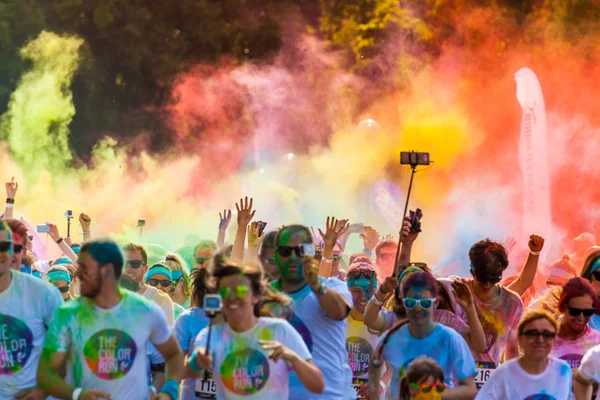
left=529, top=234, right=545, bottom=253
left=318, top=216, right=349, bottom=249
left=382, top=234, right=395, bottom=241
left=259, top=340, right=299, bottom=362
left=302, top=257, right=320, bottom=288
left=361, top=226, right=380, bottom=251
left=79, top=213, right=91, bottom=231
left=400, top=216, right=418, bottom=245
left=5, top=177, right=18, bottom=198
left=219, top=209, right=232, bottom=230
left=310, top=227, right=322, bottom=247
left=380, top=275, right=399, bottom=293
left=235, top=197, right=255, bottom=227
left=47, top=222, right=61, bottom=242
left=452, top=279, right=474, bottom=311
left=247, top=221, right=264, bottom=248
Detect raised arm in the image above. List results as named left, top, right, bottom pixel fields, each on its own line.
left=317, top=216, right=348, bottom=277
left=398, top=217, right=417, bottom=266
left=217, top=209, right=231, bottom=249
left=360, top=226, right=379, bottom=257
left=363, top=276, right=397, bottom=332
left=244, top=221, right=264, bottom=263
left=231, top=197, right=255, bottom=262
left=304, top=257, right=350, bottom=320
left=451, top=279, right=486, bottom=353
left=507, top=235, right=545, bottom=296
left=48, top=222, right=78, bottom=263
left=79, top=213, right=92, bottom=242
left=4, top=178, right=18, bottom=219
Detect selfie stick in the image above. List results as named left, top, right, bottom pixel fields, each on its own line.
left=202, top=313, right=218, bottom=381
left=393, top=163, right=418, bottom=277
left=66, top=215, right=73, bottom=238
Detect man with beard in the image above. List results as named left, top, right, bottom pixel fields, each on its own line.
left=0, top=220, right=63, bottom=400
left=37, top=238, right=183, bottom=399
left=271, top=223, right=354, bottom=400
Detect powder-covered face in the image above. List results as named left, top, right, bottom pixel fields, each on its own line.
left=275, top=229, right=311, bottom=282
left=347, top=277, right=377, bottom=313
left=10, top=232, right=25, bottom=270
left=403, top=287, right=436, bottom=326
left=219, top=274, right=259, bottom=324
left=195, top=247, right=214, bottom=269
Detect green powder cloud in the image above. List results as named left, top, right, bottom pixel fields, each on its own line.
left=0, top=30, right=83, bottom=179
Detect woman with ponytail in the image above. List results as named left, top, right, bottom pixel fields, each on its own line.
left=399, top=357, right=446, bottom=400
left=368, top=272, right=477, bottom=400
left=185, top=253, right=324, bottom=398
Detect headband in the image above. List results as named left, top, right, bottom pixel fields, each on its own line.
left=547, top=267, right=575, bottom=281
left=146, top=265, right=172, bottom=281
left=171, top=270, right=183, bottom=280
left=47, top=270, right=71, bottom=284
left=398, top=266, right=423, bottom=287
left=55, top=257, right=72, bottom=266
left=71, top=245, right=81, bottom=254
left=590, top=258, right=600, bottom=274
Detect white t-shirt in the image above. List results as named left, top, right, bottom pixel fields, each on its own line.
left=376, top=323, right=476, bottom=400
left=578, top=344, right=600, bottom=400
left=551, top=326, right=600, bottom=369
left=475, top=357, right=572, bottom=400
left=194, top=317, right=311, bottom=400
left=43, top=290, right=172, bottom=399
left=0, top=270, right=63, bottom=397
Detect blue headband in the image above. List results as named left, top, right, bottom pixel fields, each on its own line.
left=171, top=270, right=183, bottom=280
left=48, top=270, right=71, bottom=284
left=55, top=257, right=72, bottom=266
left=146, top=265, right=172, bottom=281
left=32, top=270, right=42, bottom=279
left=71, top=245, right=81, bottom=254
left=590, top=258, right=600, bottom=274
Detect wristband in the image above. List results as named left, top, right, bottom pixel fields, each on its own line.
left=6, top=198, right=14, bottom=205
left=5, top=203, right=14, bottom=209
left=380, top=381, right=387, bottom=391
left=82, top=230, right=91, bottom=234
left=56, top=237, right=64, bottom=244
left=188, top=351, right=203, bottom=372
left=371, top=296, right=384, bottom=306
left=72, top=388, right=83, bottom=400
left=149, top=385, right=157, bottom=396
left=160, top=379, right=180, bottom=400
left=321, top=255, right=332, bottom=263
left=530, top=250, right=541, bottom=256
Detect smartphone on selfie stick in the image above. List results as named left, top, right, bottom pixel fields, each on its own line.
left=65, top=210, right=73, bottom=238
left=393, top=152, right=430, bottom=276
left=202, top=295, right=222, bottom=381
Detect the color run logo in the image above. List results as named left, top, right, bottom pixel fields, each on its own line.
left=346, top=337, right=373, bottom=377
left=221, top=349, right=270, bottom=395
left=0, top=315, right=33, bottom=375
left=84, top=329, right=137, bottom=380
left=559, top=353, right=582, bottom=369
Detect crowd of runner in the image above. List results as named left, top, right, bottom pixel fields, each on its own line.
left=2, top=179, right=600, bottom=400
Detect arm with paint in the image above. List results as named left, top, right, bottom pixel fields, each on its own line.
left=368, top=349, right=385, bottom=399
left=451, top=279, right=486, bottom=354
left=507, top=235, right=544, bottom=296
left=4, top=178, right=17, bottom=219
left=244, top=221, right=263, bottom=263
left=304, top=257, right=350, bottom=320
left=398, top=217, right=417, bottom=266
left=363, top=276, right=397, bottom=333
left=317, top=216, right=348, bottom=278
left=48, top=222, right=78, bottom=263
left=231, top=197, right=255, bottom=262
left=217, top=209, right=231, bottom=249
left=79, top=213, right=91, bottom=242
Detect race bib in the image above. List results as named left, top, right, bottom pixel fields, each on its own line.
left=474, top=361, right=496, bottom=389
left=352, top=377, right=368, bottom=399
left=195, top=375, right=217, bottom=399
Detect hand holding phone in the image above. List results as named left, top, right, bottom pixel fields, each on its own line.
left=409, top=209, right=423, bottom=233
left=37, top=224, right=50, bottom=233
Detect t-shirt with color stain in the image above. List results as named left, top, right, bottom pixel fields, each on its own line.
left=194, top=317, right=311, bottom=400
left=439, top=279, right=523, bottom=367
left=579, top=344, right=600, bottom=400
left=43, top=290, right=172, bottom=399
left=175, top=307, right=212, bottom=400
left=376, top=323, right=476, bottom=400
left=346, top=315, right=384, bottom=400
left=0, top=270, right=63, bottom=398
left=380, top=308, right=469, bottom=336
left=551, top=326, right=600, bottom=369
left=272, top=278, right=354, bottom=400
left=475, top=357, right=572, bottom=400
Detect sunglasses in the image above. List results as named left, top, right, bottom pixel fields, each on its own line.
left=347, top=269, right=376, bottom=280
left=0, top=241, right=11, bottom=252
left=218, top=285, right=249, bottom=300
left=592, top=271, right=600, bottom=282
left=13, top=244, right=23, bottom=254
left=57, top=286, right=70, bottom=294
left=147, top=279, right=171, bottom=288
left=567, top=306, right=595, bottom=318
left=403, top=297, right=436, bottom=310
left=126, top=260, right=143, bottom=269
left=333, top=255, right=342, bottom=262
left=521, top=329, right=556, bottom=340
left=276, top=246, right=307, bottom=257
left=195, top=257, right=209, bottom=265
left=409, top=383, right=446, bottom=394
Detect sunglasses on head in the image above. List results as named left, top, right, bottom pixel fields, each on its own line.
left=521, top=329, right=556, bottom=340
left=0, top=241, right=11, bottom=252
left=126, top=260, right=143, bottom=269
left=409, top=382, right=446, bottom=394
left=403, top=297, right=436, bottom=310
left=195, top=257, right=209, bottom=265
left=567, top=306, right=595, bottom=318
left=218, top=285, right=249, bottom=300
left=347, top=269, right=376, bottom=280
left=147, top=279, right=171, bottom=288
left=13, top=244, right=23, bottom=254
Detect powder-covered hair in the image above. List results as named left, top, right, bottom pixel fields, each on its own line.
left=558, top=277, right=600, bottom=314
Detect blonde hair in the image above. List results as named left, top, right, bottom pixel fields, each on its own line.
left=163, top=252, right=191, bottom=299
left=517, top=309, right=558, bottom=336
